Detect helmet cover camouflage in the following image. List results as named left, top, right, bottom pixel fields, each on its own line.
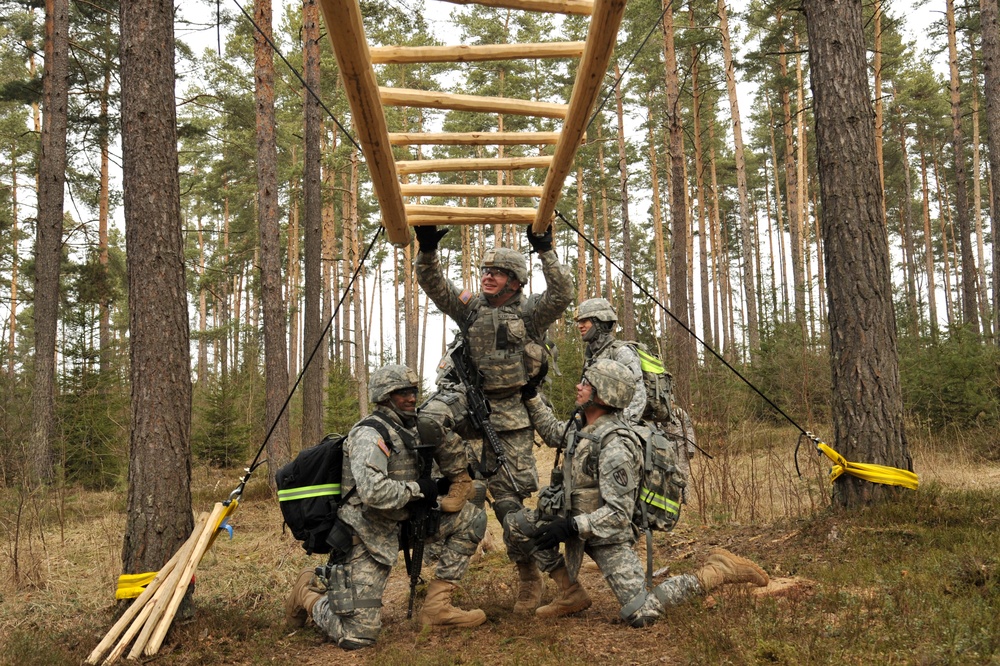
left=368, top=364, right=420, bottom=404
left=481, top=247, right=529, bottom=284
left=575, top=297, right=618, bottom=323
left=582, top=358, right=634, bottom=410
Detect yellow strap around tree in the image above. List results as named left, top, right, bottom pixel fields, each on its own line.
left=816, top=442, right=919, bottom=490
left=115, top=499, right=239, bottom=600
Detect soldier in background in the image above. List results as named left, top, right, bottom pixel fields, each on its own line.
left=575, top=297, right=646, bottom=423
left=506, top=359, right=768, bottom=626
left=284, top=365, right=487, bottom=649
left=414, top=223, right=573, bottom=614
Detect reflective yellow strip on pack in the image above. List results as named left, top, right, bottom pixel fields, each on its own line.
left=276, top=484, right=341, bottom=502
left=639, top=487, right=680, bottom=516
left=816, top=442, right=919, bottom=490
left=636, top=349, right=665, bottom=374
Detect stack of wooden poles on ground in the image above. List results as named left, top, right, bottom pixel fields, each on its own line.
left=85, top=502, right=236, bottom=665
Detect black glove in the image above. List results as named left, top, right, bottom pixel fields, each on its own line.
left=414, top=478, right=439, bottom=505
left=520, top=360, right=549, bottom=400
left=436, top=477, right=452, bottom=496
left=414, top=225, right=449, bottom=253
left=525, top=224, right=553, bottom=253
left=530, top=516, right=577, bottom=551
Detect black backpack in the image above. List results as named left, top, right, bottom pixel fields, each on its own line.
left=276, top=418, right=391, bottom=554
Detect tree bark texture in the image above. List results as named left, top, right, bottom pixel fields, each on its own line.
left=979, top=0, right=1000, bottom=342
left=302, top=0, right=324, bottom=446
left=718, top=0, right=759, bottom=358
left=946, top=0, right=980, bottom=333
left=31, top=0, right=70, bottom=484
left=663, top=0, right=693, bottom=405
left=120, top=0, right=193, bottom=574
left=254, top=0, right=291, bottom=485
left=804, top=0, right=912, bottom=507
left=613, top=64, right=636, bottom=340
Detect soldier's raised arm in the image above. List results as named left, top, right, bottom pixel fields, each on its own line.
left=522, top=393, right=567, bottom=448
left=524, top=225, right=573, bottom=333
left=414, top=226, right=473, bottom=322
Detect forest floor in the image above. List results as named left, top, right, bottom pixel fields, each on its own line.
left=2, top=435, right=1000, bottom=666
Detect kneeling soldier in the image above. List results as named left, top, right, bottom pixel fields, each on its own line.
left=285, top=364, right=488, bottom=649
left=506, top=359, right=768, bottom=626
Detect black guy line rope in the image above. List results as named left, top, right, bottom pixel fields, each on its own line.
left=555, top=209, right=813, bottom=446
left=231, top=0, right=363, bottom=153
left=229, top=225, right=384, bottom=502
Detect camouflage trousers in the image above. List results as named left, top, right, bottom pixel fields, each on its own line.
left=313, top=502, right=485, bottom=647
left=505, top=507, right=702, bottom=624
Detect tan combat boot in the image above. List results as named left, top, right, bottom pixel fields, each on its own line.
left=535, top=567, right=592, bottom=618
left=694, top=548, right=769, bottom=593
left=418, top=579, right=487, bottom=629
left=512, top=561, right=543, bottom=614
left=284, top=568, right=324, bottom=628
left=439, top=471, right=474, bottom=513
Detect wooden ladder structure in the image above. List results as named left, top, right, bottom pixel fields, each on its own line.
left=318, top=0, right=628, bottom=245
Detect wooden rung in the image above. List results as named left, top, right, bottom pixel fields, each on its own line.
left=388, top=132, right=561, bottom=146
left=371, top=42, right=586, bottom=64
left=406, top=205, right=539, bottom=225
left=380, top=88, right=568, bottom=119
left=400, top=184, right=544, bottom=197
left=395, top=156, right=553, bottom=175
left=436, top=0, right=594, bottom=16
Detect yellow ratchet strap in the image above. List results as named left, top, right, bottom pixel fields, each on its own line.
left=816, top=441, right=919, bottom=490
left=115, top=499, right=239, bottom=599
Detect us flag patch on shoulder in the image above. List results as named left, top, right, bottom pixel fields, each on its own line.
left=377, top=439, right=391, bottom=457
left=459, top=289, right=473, bottom=304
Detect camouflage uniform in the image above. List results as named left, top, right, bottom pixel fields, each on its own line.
left=505, top=394, right=704, bottom=627
left=416, top=247, right=573, bottom=535
left=311, top=405, right=487, bottom=648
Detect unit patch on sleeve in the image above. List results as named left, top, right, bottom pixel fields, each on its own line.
left=612, top=467, right=630, bottom=489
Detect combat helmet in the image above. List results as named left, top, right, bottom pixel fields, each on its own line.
left=575, top=298, right=618, bottom=323
left=368, top=364, right=420, bottom=404
left=582, top=358, right=634, bottom=410
left=481, top=247, right=528, bottom=284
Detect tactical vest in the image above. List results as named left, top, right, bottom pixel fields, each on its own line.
left=564, top=415, right=640, bottom=515
left=341, top=411, right=420, bottom=520
left=465, top=293, right=546, bottom=394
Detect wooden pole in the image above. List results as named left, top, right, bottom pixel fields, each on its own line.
left=380, top=87, right=568, bottom=119
left=388, top=131, right=560, bottom=146
left=396, top=155, right=551, bottom=176
left=371, top=41, right=584, bottom=63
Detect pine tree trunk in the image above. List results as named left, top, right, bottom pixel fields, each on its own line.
left=576, top=166, right=587, bottom=304
left=350, top=147, right=368, bottom=417
left=613, top=64, right=636, bottom=339
left=979, top=0, right=1000, bottom=343
left=31, top=0, right=70, bottom=484
left=288, top=166, right=300, bottom=390
left=969, top=46, right=994, bottom=339
left=120, top=0, right=193, bottom=573
left=690, top=33, right=714, bottom=353
left=804, top=0, right=912, bottom=508
left=896, top=102, right=920, bottom=338
left=768, top=99, right=790, bottom=321
left=719, top=0, right=758, bottom=357
left=197, top=216, right=208, bottom=381
left=919, top=143, right=939, bottom=339
left=947, top=0, right=980, bottom=332
left=932, top=149, right=956, bottom=327
left=648, top=98, right=668, bottom=340
left=780, top=33, right=805, bottom=329
left=254, top=0, right=290, bottom=485
left=874, top=0, right=886, bottom=224
left=663, top=0, right=693, bottom=403
left=8, top=151, right=18, bottom=377
left=301, top=0, right=324, bottom=446
left=99, top=66, right=112, bottom=375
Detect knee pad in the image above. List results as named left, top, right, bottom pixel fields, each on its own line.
left=470, top=507, right=488, bottom=543
left=416, top=410, right=449, bottom=449
left=493, top=498, right=523, bottom=526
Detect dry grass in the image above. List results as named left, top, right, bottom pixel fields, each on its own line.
left=2, top=427, right=1000, bottom=665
